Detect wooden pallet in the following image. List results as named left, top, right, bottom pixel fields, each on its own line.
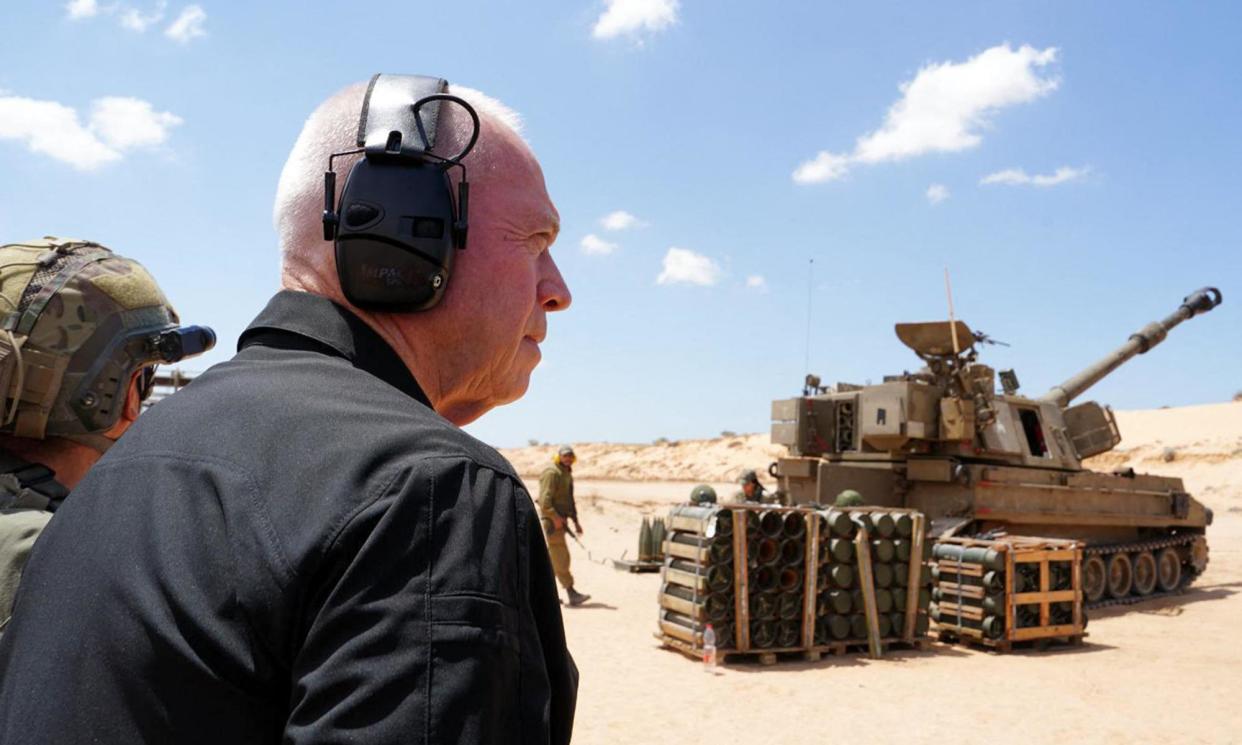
left=934, top=627, right=1088, bottom=653
left=657, top=632, right=932, bottom=665
left=613, top=557, right=663, bottom=573
left=805, top=637, right=933, bottom=659
left=656, top=632, right=817, bottom=665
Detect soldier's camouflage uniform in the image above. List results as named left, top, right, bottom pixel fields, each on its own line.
left=539, top=461, right=577, bottom=592
left=0, top=237, right=181, bottom=632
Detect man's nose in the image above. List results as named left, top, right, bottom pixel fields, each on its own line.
left=538, top=251, right=572, bottom=312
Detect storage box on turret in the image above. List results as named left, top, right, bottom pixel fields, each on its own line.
left=930, top=535, right=1087, bottom=652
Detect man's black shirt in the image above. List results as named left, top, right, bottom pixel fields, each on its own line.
left=0, top=291, right=577, bottom=744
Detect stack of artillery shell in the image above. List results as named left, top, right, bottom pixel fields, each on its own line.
left=930, top=538, right=1086, bottom=645
left=637, top=516, right=668, bottom=562
left=812, top=509, right=931, bottom=645
left=811, top=508, right=858, bottom=644
left=929, top=543, right=1009, bottom=640
left=658, top=505, right=737, bottom=651
left=747, top=509, right=807, bottom=650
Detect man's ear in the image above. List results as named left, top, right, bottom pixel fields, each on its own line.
left=102, top=371, right=144, bottom=441
left=121, top=374, right=143, bottom=424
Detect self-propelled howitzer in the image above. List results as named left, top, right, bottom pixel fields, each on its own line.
left=770, top=288, right=1222, bottom=608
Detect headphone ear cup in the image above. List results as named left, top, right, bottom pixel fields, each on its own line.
left=335, top=238, right=447, bottom=311
left=331, top=160, right=457, bottom=311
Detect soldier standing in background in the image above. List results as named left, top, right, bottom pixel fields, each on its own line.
left=540, top=445, right=590, bottom=606
left=0, top=237, right=213, bottom=634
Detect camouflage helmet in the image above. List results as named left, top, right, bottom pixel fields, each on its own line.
left=0, top=237, right=214, bottom=445
left=689, top=484, right=717, bottom=505
left=834, top=489, right=864, bottom=507
left=737, top=469, right=760, bottom=485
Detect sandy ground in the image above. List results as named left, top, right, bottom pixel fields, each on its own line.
left=505, top=402, right=1242, bottom=745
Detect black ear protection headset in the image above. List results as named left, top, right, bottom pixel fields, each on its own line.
left=322, top=74, right=480, bottom=311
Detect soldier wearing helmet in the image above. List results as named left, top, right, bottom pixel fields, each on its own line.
left=733, top=469, right=767, bottom=503
left=0, top=237, right=214, bottom=633
left=689, top=484, right=717, bottom=505
left=539, top=445, right=590, bottom=606
left=834, top=489, right=865, bottom=508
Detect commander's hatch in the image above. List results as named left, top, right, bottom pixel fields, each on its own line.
left=895, top=321, right=975, bottom=358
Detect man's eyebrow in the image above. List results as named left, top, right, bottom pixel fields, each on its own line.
left=515, top=208, right=559, bottom=238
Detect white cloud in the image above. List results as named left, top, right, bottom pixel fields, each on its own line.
left=65, top=0, right=100, bottom=20
left=89, top=97, right=183, bottom=149
left=792, top=151, right=851, bottom=185
left=600, top=209, right=644, bottom=231
left=165, top=5, right=206, bottom=43
left=980, top=165, right=1089, bottom=187
left=793, top=43, right=1060, bottom=184
left=0, top=93, right=181, bottom=171
left=119, top=2, right=166, bottom=32
left=593, top=0, right=678, bottom=40
left=926, top=183, right=950, bottom=204
left=657, top=247, right=722, bottom=286
left=745, top=275, right=768, bottom=292
left=580, top=233, right=618, bottom=256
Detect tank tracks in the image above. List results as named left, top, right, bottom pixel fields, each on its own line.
left=1084, top=534, right=1201, bottom=610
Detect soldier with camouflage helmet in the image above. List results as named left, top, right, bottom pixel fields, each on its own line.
left=0, top=237, right=214, bottom=634
left=733, top=469, right=768, bottom=503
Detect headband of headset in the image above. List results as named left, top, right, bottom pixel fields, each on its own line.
left=324, top=74, right=477, bottom=312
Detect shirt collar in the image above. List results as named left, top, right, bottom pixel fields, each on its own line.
left=238, top=290, right=432, bottom=407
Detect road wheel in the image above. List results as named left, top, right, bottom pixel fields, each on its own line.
left=1083, top=555, right=1107, bottom=603
left=1132, top=551, right=1157, bottom=596
left=1106, top=553, right=1134, bottom=598
left=1156, top=547, right=1182, bottom=592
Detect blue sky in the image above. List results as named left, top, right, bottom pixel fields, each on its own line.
left=1, top=1, right=1238, bottom=448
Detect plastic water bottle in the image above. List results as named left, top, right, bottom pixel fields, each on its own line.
left=702, top=623, right=718, bottom=672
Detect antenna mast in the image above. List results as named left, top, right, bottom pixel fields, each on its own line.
left=944, top=267, right=960, bottom=356
left=804, top=258, right=814, bottom=375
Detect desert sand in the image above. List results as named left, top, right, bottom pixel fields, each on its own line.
left=501, top=401, right=1242, bottom=744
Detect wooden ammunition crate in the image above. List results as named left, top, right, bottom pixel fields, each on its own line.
left=931, top=535, right=1086, bottom=651
left=657, top=503, right=931, bottom=664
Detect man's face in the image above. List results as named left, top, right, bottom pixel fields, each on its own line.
left=408, top=123, right=570, bottom=424
left=742, top=481, right=757, bottom=498
left=561, top=454, right=576, bottom=468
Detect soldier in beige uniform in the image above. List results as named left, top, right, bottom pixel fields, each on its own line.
left=539, top=445, right=589, bottom=606
left=0, top=237, right=214, bottom=634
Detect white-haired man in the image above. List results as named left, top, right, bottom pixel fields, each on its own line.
left=0, top=77, right=577, bottom=745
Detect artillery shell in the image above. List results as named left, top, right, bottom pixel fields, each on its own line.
left=824, top=509, right=855, bottom=538
left=873, top=563, right=894, bottom=588
left=831, top=564, right=855, bottom=589
left=829, top=538, right=855, bottom=563
left=871, top=512, right=896, bottom=538
left=894, top=513, right=913, bottom=538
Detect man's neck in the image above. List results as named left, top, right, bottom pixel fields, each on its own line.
left=0, top=435, right=103, bottom=489
left=278, top=277, right=483, bottom=425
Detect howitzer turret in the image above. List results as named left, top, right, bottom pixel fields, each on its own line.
left=770, top=288, right=1223, bottom=609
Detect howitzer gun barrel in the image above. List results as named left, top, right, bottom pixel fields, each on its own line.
left=1042, top=287, right=1222, bottom=407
